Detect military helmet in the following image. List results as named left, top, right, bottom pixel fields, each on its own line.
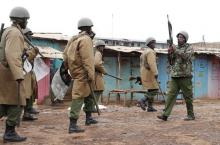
left=95, top=40, right=105, bottom=47
left=146, top=37, right=156, bottom=46
left=176, top=31, right=189, bottom=42
left=9, top=7, right=30, bottom=19
left=22, top=27, right=33, bottom=35
left=77, top=18, right=93, bottom=29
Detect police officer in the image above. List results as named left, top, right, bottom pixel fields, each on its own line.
left=22, top=28, right=39, bottom=121
left=92, top=40, right=107, bottom=112
left=63, top=18, right=97, bottom=134
left=138, top=37, right=159, bottom=112
left=157, top=31, right=195, bottom=121
left=0, top=6, right=30, bottom=142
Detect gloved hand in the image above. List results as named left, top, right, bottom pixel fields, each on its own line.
left=155, top=75, right=158, bottom=80
left=135, top=76, right=142, bottom=85
left=16, top=79, right=24, bottom=84
left=87, top=74, right=94, bottom=83
left=168, top=44, right=176, bottom=54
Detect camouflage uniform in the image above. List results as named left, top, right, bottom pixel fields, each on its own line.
left=162, top=43, right=195, bottom=119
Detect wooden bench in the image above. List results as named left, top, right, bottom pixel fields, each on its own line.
left=107, top=89, right=130, bottom=106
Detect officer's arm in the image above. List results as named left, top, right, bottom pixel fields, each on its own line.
left=95, top=51, right=106, bottom=74
left=5, top=30, right=24, bottom=80
left=147, top=51, right=158, bottom=76
left=78, top=37, right=94, bottom=81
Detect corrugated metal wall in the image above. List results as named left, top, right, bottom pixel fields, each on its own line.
left=208, top=55, right=220, bottom=98
left=37, top=59, right=50, bottom=104
left=103, top=53, right=220, bottom=100
left=193, top=55, right=208, bottom=98
left=32, top=39, right=63, bottom=71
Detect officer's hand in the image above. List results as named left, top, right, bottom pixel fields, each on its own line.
left=136, top=76, right=142, bottom=85
left=16, top=79, right=24, bottom=84
left=87, top=75, right=94, bottom=83
left=103, top=71, right=107, bottom=75
left=168, top=44, right=176, bottom=53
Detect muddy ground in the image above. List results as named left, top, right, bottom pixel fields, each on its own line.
left=1, top=99, right=220, bottom=145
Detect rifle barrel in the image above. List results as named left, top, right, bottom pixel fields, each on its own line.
left=105, top=73, right=122, bottom=80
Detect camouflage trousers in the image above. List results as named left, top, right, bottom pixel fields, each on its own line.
left=162, top=77, right=194, bottom=117
left=0, top=104, right=23, bottom=126
left=69, top=94, right=94, bottom=119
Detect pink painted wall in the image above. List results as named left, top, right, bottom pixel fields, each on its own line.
left=37, top=59, right=50, bottom=104
left=208, top=56, right=220, bottom=98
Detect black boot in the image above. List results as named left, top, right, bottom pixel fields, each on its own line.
left=3, top=124, right=27, bottom=143
left=147, top=102, right=157, bottom=112
left=157, top=115, right=168, bottom=121
left=147, top=106, right=157, bottom=112
left=22, top=112, right=38, bottom=121
left=184, top=115, right=195, bottom=121
left=137, top=97, right=148, bottom=111
left=85, top=112, right=98, bottom=126
left=69, top=118, right=84, bottom=134
left=28, top=108, right=39, bottom=114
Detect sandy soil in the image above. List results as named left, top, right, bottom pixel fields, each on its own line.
left=1, top=99, right=220, bottom=145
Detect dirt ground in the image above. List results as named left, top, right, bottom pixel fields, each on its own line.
left=1, top=99, right=220, bottom=145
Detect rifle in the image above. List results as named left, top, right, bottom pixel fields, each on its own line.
left=16, top=82, right=21, bottom=127
left=96, top=69, right=122, bottom=80
left=105, top=73, right=122, bottom=80
left=23, top=35, right=44, bottom=57
left=0, top=23, right=5, bottom=41
left=156, top=81, right=165, bottom=101
left=167, top=15, right=174, bottom=65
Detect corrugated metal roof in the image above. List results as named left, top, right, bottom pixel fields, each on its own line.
left=106, top=45, right=220, bottom=57
left=37, top=46, right=63, bottom=59
left=33, top=33, right=70, bottom=41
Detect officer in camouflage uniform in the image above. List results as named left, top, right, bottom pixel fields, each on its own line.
left=157, top=31, right=195, bottom=121
left=0, top=7, right=30, bottom=142
left=138, top=37, right=159, bottom=112
left=92, top=40, right=107, bottom=112
left=63, top=18, right=97, bottom=134
left=22, top=28, right=39, bottom=121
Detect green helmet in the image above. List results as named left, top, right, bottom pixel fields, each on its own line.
left=22, top=27, right=33, bottom=35
left=176, top=31, right=189, bottom=42
left=146, top=37, right=156, bottom=46
left=9, top=7, right=30, bottom=19
left=95, top=40, right=105, bottom=47
left=77, top=18, right=93, bottom=29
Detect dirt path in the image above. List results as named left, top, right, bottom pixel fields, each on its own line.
left=1, top=99, right=220, bottom=145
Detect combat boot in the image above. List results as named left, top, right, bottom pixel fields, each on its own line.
left=28, top=108, right=39, bottom=114
left=22, top=112, right=38, bottom=121
left=147, top=106, right=157, bottom=112
left=157, top=115, right=168, bottom=121
left=147, top=102, right=157, bottom=112
left=137, top=97, right=148, bottom=111
left=184, top=115, right=195, bottom=121
left=85, top=112, right=98, bottom=126
left=3, top=124, right=27, bottom=143
left=69, top=118, right=84, bottom=134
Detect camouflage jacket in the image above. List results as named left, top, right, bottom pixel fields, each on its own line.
left=170, top=43, right=194, bottom=77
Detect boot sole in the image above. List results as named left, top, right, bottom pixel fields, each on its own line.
left=3, top=138, right=27, bottom=143
left=68, top=130, right=85, bottom=134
